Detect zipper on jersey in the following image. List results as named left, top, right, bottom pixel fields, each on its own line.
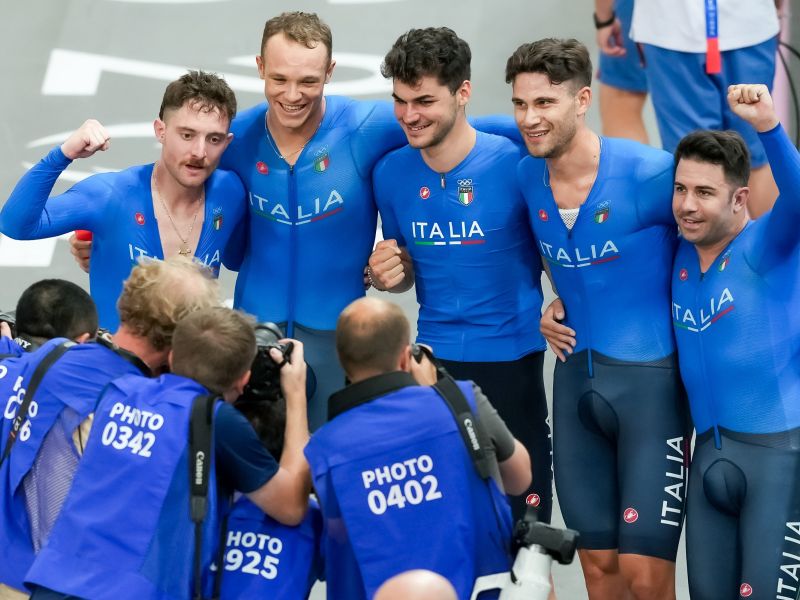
left=565, top=211, right=594, bottom=378
left=695, top=273, right=720, bottom=448
left=287, top=163, right=297, bottom=338
left=440, top=173, right=446, bottom=189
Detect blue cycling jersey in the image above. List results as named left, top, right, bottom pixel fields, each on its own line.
left=374, top=131, right=544, bottom=361
left=0, top=147, right=246, bottom=330
left=519, top=138, right=677, bottom=366
left=221, top=98, right=405, bottom=334
left=672, top=124, right=800, bottom=441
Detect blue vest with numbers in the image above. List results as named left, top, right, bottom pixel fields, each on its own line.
left=0, top=340, right=142, bottom=591
left=519, top=138, right=677, bottom=365
left=304, top=379, right=513, bottom=600
left=25, top=374, right=221, bottom=600
left=218, top=496, right=323, bottom=600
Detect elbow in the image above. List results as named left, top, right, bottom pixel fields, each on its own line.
left=274, top=501, right=308, bottom=527
left=504, top=471, right=532, bottom=497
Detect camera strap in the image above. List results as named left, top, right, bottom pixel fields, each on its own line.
left=189, top=393, right=217, bottom=600
left=414, top=345, right=495, bottom=481
left=0, top=340, right=74, bottom=469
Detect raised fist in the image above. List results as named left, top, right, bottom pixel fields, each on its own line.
left=61, top=119, right=111, bottom=160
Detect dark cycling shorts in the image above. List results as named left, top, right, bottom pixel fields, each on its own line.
left=280, top=323, right=345, bottom=432
left=440, top=351, right=552, bottom=524
left=687, top=428, right=800, bottom=600
left=553, top=350, right=690, bottom=560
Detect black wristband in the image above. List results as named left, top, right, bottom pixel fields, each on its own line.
left=593, top=11, right=616, bottom=29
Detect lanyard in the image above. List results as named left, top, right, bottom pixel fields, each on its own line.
left=705, top=0, right=722, bottom=74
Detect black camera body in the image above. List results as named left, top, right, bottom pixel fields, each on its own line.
left=0, top=310, right=17, bottom=340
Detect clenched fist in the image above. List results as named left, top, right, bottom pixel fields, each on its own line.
left=61, top=119, right=111, bottom=160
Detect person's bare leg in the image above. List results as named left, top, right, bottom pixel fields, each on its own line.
left=578, top=549, right=633, bottom=600
left=747, top=163, right=779, bottom=218
left=598, top=84, right=649, bottom=144
left=619, top=554, right=676, bottom=600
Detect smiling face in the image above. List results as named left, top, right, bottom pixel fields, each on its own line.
left=258, top=32, right=334, bottom=135
left=511, top=71, right=589, bottom=159
left=673, top=158, right=748, bottom=249
left=391, top=75, right=468, bottom=150
left=154, top=101, right=232, bottom=189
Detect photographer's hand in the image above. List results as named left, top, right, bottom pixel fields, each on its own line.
left=0, top=321, right=11, bottom=339
left=409, top=344, right=438, bottom=386
left=271, top=339, right=307, bottom=402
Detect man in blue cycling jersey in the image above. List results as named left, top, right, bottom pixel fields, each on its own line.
left=511, top=39, right=688, bottom=599
left=0, top=71, right=245, bottom=330
left=671, top=84, right=800, bottom=600
left=367, top=27, right=550, bottom=524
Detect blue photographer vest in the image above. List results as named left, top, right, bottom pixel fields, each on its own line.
left=304, top=379, right=513, bottom=600
left=0, top=340, right=143, bottom=590
left=217, top=496, right=323, bottom=599
left=26, top=374, right=221, bottom=600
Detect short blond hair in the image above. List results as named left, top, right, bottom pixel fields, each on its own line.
left=261, top=12, right=333, bottom=65
left=116, top=258, right=220, bottom=351
left=171, top=307, right=257, bottom=394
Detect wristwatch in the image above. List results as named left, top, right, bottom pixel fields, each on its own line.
left=593, top=11, right=616, bottom=29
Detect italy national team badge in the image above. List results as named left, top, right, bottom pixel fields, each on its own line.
left=213, top=214, right=223, bottom=231
left=457, top=178, right=474, bottom=206
left=739, top=583, right=753, bottom=597
left=256, top=161, right=269, bottom=175
left=623, top=508, right=638, bottom=524
left=594, top=201, right=610, bottom=224
left=135, top=212, right=145, bottom=226
left=419, top=186, right=431, bottom=200
left=538, top=209, right=548, bottom=221
left=719, top=253, right=730, bottom=272
left=313, top=148, right=330, bottom=173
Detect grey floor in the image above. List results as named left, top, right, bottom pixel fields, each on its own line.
left=3, top=1, right=798, bottom=597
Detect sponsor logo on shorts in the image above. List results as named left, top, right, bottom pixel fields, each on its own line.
left=457, top=179, right=474, bottom=206
left=525, top=493, right=541, bottom=507
left=419, top=186, right=431, bottom=200
left=256, top=161, right=269, bottom=175
left=679, top=268, right=688, bottom=281
left=739, top=582, right=752, bottom=597
left=538, top=209, right=548, bottom=221
left=135, top=212, right=145, bottom=226
left=623, top=508, right=638, bottom=524
left=594, top=201, right=610, bottom=224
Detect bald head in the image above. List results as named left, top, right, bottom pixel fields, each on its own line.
left=375, top=570, right=458, bottom=600
left=336, top=297, right=410, bottom=381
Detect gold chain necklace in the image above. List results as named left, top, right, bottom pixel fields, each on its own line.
left=152, top=163, right=200, bottom=257
left=264, top=114, right=322, bottom=163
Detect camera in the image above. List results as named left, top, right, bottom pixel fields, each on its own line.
left=238, top=322, right=316, bottom=405
left=0, top=310, right=17, bottom=340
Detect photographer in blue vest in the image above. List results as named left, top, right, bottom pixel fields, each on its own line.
left=305, top=297, right=531, bottom=600
left=25, top=306, right=311, bottom=600
left=218, top=387, right=322, bottom=599
left=0, top=279, right=98, bottom=360
left=0, top=259, right=220, bottom=598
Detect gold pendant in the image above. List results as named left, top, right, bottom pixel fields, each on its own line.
left=178, top=245, right=192, bottom=256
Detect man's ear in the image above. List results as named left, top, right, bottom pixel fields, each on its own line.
left=74, top=332, right=93, bottom=344
left=153, top=118, right=166, bottom=143
left=399, top=344, right=412, bottom=372
left=575, top=85, right=592, bottom=118
left=325, top=59, right=336, bottom=83
left=167, top=349, right=175, bottom=372
left=732, top=186, right=750, bottom=214
left=256, top=55, right=266, bottom=80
